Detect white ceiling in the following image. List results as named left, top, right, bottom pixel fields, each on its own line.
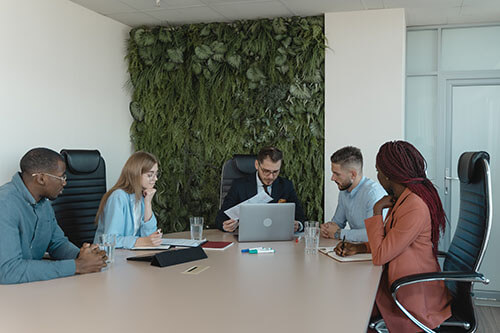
left=69, top=0, right=500, bottom=27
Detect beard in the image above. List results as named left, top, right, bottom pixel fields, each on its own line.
left=337, top=180, right=353, bottom=191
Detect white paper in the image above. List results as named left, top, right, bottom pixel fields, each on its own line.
left=161, top=238, right=206, bottom=247
left=131, top=245, right=171, bottom=251
left=224, top=191, right=273, bottom=220
left=319, top=247, right=372, bottom=262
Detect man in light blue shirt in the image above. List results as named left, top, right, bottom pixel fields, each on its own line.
left=321, top=146, right=386, bottom=242
left=0, top=148, right=107, bottom=284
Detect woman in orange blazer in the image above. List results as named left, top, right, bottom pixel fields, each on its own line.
left=335, top=141, right=451, bottom=332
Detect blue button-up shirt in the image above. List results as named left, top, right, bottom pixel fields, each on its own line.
left=331, top=177, right=386, bottom=242
left=0, top=173, right=79, bottom=284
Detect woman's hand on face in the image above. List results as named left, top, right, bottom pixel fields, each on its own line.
left=143, top=188, right=157, bottom=202
left=373, top=195, right=395, bottom=216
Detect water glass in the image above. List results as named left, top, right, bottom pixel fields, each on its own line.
left=99, top=234, right=116, bottom=264
left=304, top=221, right=320, bottom=255
left=190, top=217, right=204, bottom=240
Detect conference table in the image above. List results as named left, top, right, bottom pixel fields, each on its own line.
left=0, top=230, right=382, bottom=333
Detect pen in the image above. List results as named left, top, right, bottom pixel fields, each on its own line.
left=249, top=248, right=275, bottom=254
left=340, top=235, right=346, bottom=256
left=241, top=247, right=264, bottom=253
left=186, top=266, right=197, bottom=272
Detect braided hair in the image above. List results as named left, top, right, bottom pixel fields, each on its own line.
left=376, top=141, right=446, bottom=257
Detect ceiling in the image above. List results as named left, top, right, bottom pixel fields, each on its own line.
left=69, top=0, right=500, bottom=27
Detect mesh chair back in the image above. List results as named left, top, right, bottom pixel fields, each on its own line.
left=219, top=154, right=256, bottom=208
left=52, top=150, right=106, bottom=247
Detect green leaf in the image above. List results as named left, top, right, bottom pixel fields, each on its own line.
left=272, top=17, right=287, bottom=34
left=212, top=53, right=225, bottom=62
left=211, top=41, right=227, bottom=54
left=278, top=65, right=289, bottom=74
left=200, top=26, right=211, bottom=36
left=289, top=84, right=311, bottom=99
left=275, top=54, right=287, bottom=66
left=158, top=28, right=172, bottom=43
left=226, top=54, right=241, bottom=68
left=282, top=37, right=292, bottom=48
left=192, top=62, right=202, bottom=75
left=164, top=62, right=176, bottom=71
left=246, top=66, right=266, bottom=82
left=129, top=101, right=144, bottom=121
left=194, top=45, right=213, bottom=60
left=167, top=48, right=184, bottom=63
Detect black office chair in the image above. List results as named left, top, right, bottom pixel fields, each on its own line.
left=219, top=154, right=256, bottom=208
left=52, top=149, right=107, bottom=247
left=371, top=151, right=492, bottom=333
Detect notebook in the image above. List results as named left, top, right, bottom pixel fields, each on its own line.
left=238, top=203, right=295, bottom=242
left=319, top=247, right=372, bottom=262
left=201, top=241, right=233, bottom=250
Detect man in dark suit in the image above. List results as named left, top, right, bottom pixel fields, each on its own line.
left=215, top=147, right=306, bottom=232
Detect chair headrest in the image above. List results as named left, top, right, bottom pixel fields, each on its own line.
left=61, top=149, right=102, bottom=174
left=458, top=151, right=490, bottom=184
left=233, top=154, right=257, bottom=174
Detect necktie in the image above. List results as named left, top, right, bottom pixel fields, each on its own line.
left=263, top=185, right=270, bottom=195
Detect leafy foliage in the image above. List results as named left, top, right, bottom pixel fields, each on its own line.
left=127, top=16, right=325, bottom=232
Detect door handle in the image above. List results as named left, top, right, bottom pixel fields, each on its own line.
left=444, top=168, right=459, bottom=195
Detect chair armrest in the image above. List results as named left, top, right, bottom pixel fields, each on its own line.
left=390, top=271, right=489, bottom=294
left=389, top=271, right=489, bottom=333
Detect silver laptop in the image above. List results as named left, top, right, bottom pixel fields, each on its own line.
left=238, top=203, right=295, bottom=242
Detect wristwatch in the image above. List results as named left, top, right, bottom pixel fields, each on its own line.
left=334, top=229, right=341, bottom=240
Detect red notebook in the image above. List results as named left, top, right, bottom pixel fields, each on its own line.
left=201, top=241, right=233, bottom=251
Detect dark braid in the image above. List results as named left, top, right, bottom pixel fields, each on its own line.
left=376, top=141, right=446, bottom=257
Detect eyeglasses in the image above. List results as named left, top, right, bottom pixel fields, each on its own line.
left=258, top=164, right=280, bottom=176
left=32, top=173, right=67, bottom=182
left=145, top=171, right=161, bottom=180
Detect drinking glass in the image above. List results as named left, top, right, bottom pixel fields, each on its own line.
left=190, top=217, right=204, bottom=240
left=99, top=234, right=116, bottom=264
left=304, top=221, right=320, bottom=254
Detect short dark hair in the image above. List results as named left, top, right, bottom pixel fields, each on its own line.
left=20, top=148, right=64, bottom=174
left=330, top=146, right=363, bottom=170
left=257, top=146, right=283, bottom=163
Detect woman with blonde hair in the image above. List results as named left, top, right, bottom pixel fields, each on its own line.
left=94, top=151, right=162, bottom=249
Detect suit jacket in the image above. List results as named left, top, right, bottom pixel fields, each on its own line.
left=365, top=188, right=451, bottom=332
left=215, top=174, right=306, bottom=231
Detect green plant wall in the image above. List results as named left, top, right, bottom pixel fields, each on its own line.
left=127, top=16, right=325, bottom=232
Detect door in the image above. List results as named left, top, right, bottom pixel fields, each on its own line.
left=442, top=78, right=500, bottom=290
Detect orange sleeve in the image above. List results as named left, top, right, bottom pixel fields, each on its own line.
left=365, top=205, right=427, bottom=266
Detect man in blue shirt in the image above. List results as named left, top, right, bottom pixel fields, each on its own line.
left=0, top=148, right=107, bottom=284
left=321, top=146, right=386, bottom=242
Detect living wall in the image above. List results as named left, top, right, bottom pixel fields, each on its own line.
left=127, top=16, right=325, bottom=232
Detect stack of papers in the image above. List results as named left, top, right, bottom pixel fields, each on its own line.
left=224, top=191, right=273, bottom=220
left=161, top=238, right=207, bottom=247
left=131, top=245, right=171, bottom=251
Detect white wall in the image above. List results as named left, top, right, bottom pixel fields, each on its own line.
left=0, top=0, right=132, bottom=188
left=324, top=9, right=406, bottom=220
